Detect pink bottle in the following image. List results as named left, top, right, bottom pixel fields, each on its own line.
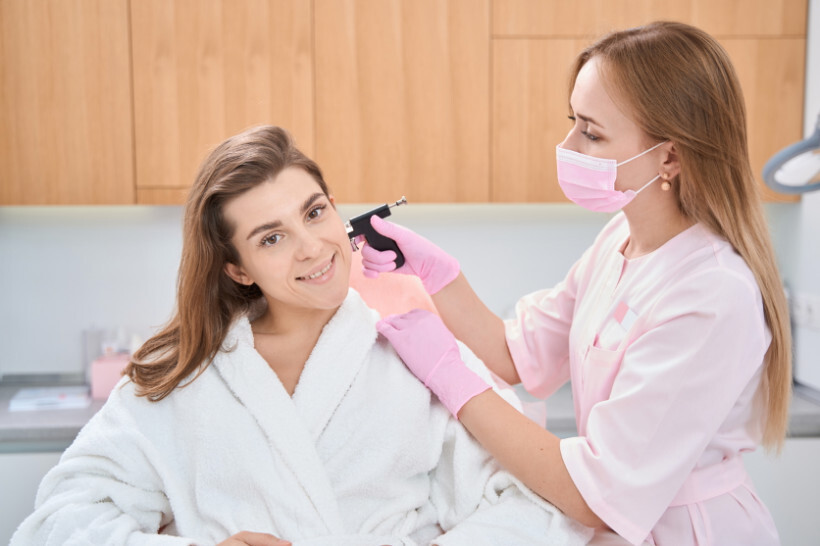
left=90, top=352, right=130, bottom=400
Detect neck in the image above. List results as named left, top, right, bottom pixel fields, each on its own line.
left=252, top=298, right=339, bottom=338
left=622, top=195, right=693, bottom=259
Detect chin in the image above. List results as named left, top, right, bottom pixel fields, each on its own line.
left=329, top=284, right=351, bottom=307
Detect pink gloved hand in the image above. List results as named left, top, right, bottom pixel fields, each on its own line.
left=377, top=309, right=491, bottom=418
left=361, top=215, right=460, bottom=295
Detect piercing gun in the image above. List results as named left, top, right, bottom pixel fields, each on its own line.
left=345, top=196, right=407, bottom=268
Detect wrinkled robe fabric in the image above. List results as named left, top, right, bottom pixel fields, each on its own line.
left=13, top=289, right=590, bottom=546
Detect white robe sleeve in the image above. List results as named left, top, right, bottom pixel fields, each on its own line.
left=10, top=392, right=195, bottom=546
left=428, top=348, right=592, bottom=546
left=428, top=416, right=590, bottom=546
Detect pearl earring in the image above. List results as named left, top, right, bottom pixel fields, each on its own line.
left=661, top=172, right=671, bottom=191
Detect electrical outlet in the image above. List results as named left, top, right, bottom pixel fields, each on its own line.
left=791, top=291, right=820, bottom=331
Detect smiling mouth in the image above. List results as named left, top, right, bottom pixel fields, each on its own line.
left=296, top=256, right=334, bottom=281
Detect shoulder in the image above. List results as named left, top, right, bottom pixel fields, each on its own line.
left=666, top=225, right=759, bottom=295
left=650, top=226, right=764, bottom=326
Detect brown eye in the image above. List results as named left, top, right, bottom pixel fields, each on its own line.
left=307, top=204, right=326, bottom=220
left=260, top=233, right=283, bottom=247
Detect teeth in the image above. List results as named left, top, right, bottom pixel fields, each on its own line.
left=301, top=261, right=332, bottom=280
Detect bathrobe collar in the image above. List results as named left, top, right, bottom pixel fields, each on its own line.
left=210, top=288, right=379, bottom=534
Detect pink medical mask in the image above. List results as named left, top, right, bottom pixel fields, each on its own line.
left=556, top=141, right=667, bottom=213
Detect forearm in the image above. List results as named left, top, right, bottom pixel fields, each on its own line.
left=432, top=273, right=520, bottom=385
left=457, top=389, right=604, bottom=529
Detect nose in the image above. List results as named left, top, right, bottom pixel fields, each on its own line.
left=558, top=127, right=579, bottom=152
left=293, top=227, right=323, bottom=260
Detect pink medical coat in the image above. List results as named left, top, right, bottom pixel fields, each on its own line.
left=506, top=213, right=780, bottom=545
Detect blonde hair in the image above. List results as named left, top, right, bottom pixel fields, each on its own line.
left=125, top=126, right=330, bottom=401
left=571, top=21, right=791, bottom=450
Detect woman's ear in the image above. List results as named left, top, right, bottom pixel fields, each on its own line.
left=224, top=262, right=254, bottom=286
left=329, top=194, right=336, bottom=208
left=661, top=141, right=681, bottom=179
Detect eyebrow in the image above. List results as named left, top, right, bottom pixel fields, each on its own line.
left=575, top=113, right=604, bottom=129
left=245, top=191, right=326, bottom=241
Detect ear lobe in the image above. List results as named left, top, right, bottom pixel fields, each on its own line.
left=224, top=262, right=254, bottom=286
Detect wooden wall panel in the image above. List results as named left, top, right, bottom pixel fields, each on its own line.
left=492, top=0, right=807, bottom=37
left=136, top=188, right=191, bottom=206
left=492, top=35, right=805, bottom=203
left=490, top=2, right=806, bottom=203
left=722, top=38, right=806, bottom=202
left=692, top=0, right=807, bottom=36
left=0, top=0, right=134, bottom=205
left=492, top=39, right=588, bottom=202
left=314, top=0, right=490, bottom=203
left=131, top=0, right=313, bottom=202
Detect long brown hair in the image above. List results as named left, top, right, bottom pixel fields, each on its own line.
left=125, top=126, right=330, bottom=401
left=570, top=22, right=792, bottom=450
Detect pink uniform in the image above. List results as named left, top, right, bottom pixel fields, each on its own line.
left=505, top=213, right=780, bottom=545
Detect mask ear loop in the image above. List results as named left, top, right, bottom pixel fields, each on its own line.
left=634, top=174, right=662, bottom=195
left=616, top=140, right=669, bottom=167
left=618, top=140, right=669, bottom=196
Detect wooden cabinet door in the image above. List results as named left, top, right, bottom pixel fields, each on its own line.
left=314, top=0, right=490, bottom=203
left=0, top=0, right=134, bottom=205
left=130, top=0, right=313, bottom=204
left=492, top=0, right=807, bottom=37
left=492, top=38, right=586, bottom=203
left=490, top=0, right=806, bottom=202
left=722, top=38, right=806, bottom=203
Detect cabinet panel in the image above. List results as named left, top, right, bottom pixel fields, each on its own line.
left=492, top=39, right=584, bottom=202
left=136, top=188, right=190, bottom=206
left=492, top=36, right=803, bottom=203
left=0, top=0, right=134, bottom=205
left=0, top=452, right=63, bottom=545
left=722, top=38, right=805, bottom=203
left=314, top=0, right=490, bottom=203
left=492, top=0, right=807, bottom=38
left=131, top=0, right=313, bottom=203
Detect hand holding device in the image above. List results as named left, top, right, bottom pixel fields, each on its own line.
left=346, top=197, right=408, bottom=268
left=361, top=215, right=460, bottom=295
left=377, top=309, right=490, bottom=418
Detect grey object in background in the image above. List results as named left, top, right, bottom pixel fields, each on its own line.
left=763, top=113, right=820, bottom=194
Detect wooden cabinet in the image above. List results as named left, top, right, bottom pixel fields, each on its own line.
left=313, top=0, right=489, bottom=202
left=130, top=0, right=314, bottom=204
left=0, top=0, right=808, bottom=204
left=492, top=39, right=584, bottom=202
left=491, top=0, right=807, bottom=203
left=0, top=0, right=134, bottom=205
left=723, top=38, right=806, bottom=202
left=492, top=0, right=806, bottom=37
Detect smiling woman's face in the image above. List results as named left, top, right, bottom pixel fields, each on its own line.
left=222, top=166, right=352, bottom=316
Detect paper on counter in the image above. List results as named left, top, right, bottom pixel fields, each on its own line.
left=9, top=385, right=91, bottom=412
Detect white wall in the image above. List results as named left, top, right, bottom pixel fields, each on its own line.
left=0, top=203, right=613, bottom=376
left=0, top=207, right=183, bottom=376
left=791, top=0, right=820, bottom=391
left=0, top=201, right=800, bottom=378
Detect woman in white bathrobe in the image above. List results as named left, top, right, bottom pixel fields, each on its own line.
left=11, top=125, right=590, bottom=546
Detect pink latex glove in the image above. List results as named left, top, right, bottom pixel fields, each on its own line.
left=377, top=309, right=490, bottom=418
left=361, top=215, right=460, bottom=295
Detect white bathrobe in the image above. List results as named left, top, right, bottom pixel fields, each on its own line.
left=12, top=289, right=590, bottom=546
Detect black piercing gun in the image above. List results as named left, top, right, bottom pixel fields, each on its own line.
left=345, top=197, right=408, bottom=268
